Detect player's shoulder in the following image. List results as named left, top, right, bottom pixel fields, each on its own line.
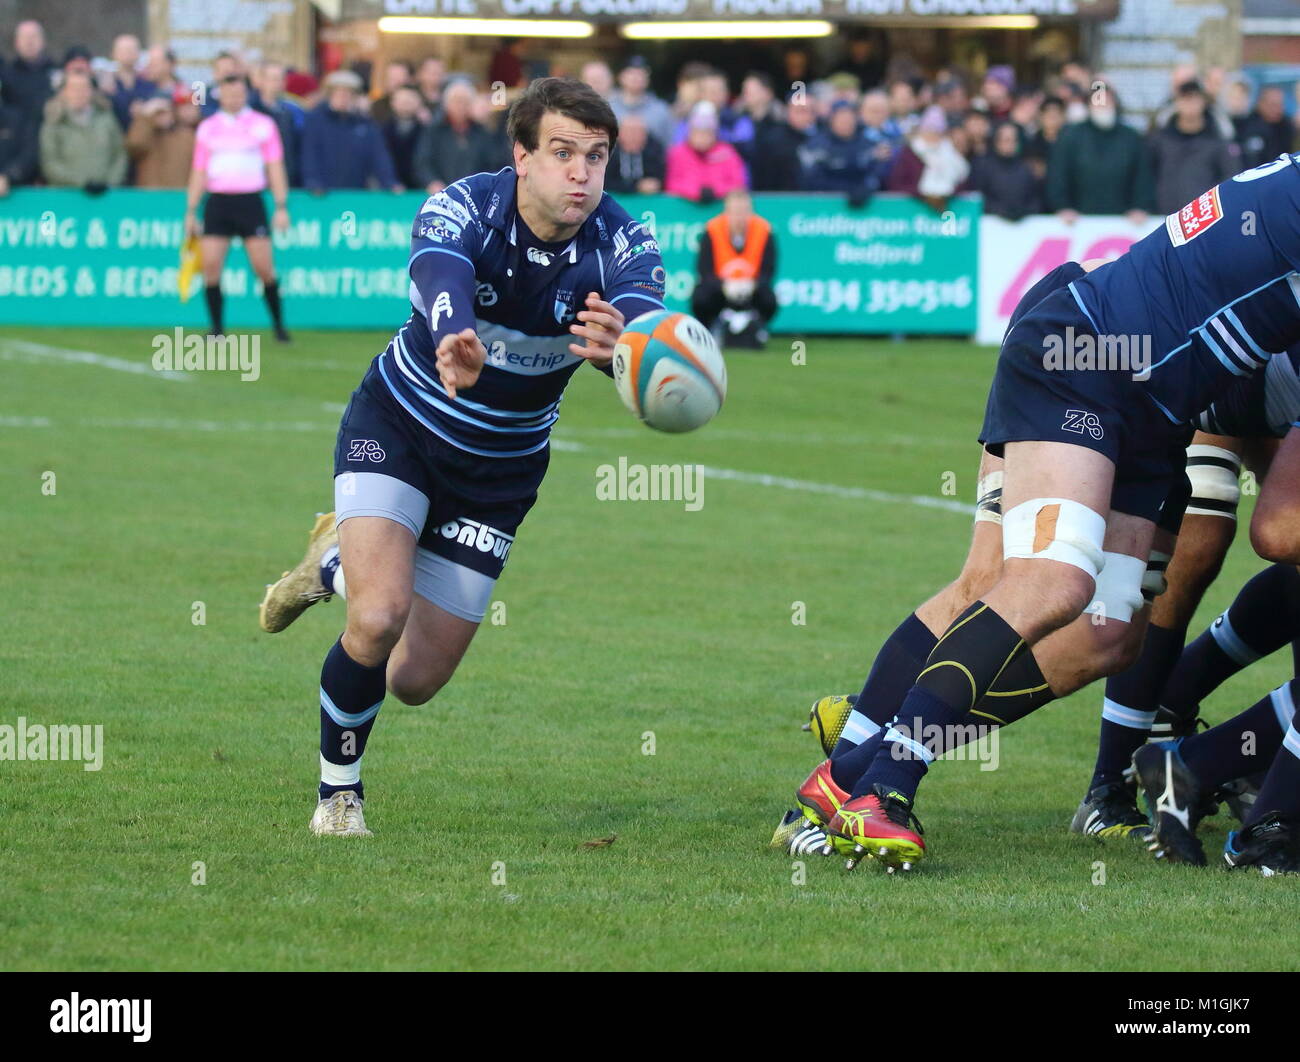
left=594, top=192, right=661, bottom=268
left=416, top=167, right=515, bottom=232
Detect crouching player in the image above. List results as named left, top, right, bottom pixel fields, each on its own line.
left=256, top=79, right=666, bottom=835
left=782, top=152, right=1300, bottom=871
left=1133, top=424, right=1300, bottom=874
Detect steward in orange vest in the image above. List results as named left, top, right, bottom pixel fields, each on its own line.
left=691, top=189, right=778, bottom=348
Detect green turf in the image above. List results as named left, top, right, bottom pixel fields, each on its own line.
left=2, top=325, right=1296, bottom=971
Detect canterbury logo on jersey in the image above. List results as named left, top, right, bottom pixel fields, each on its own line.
left=429, top=291, right=454, bottom=330
left=526, top=246, right=553, bottom=266
left=439, top=516, right=514, bottom=560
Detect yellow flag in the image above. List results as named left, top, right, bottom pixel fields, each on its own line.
left=178, top=234, right=200, bottom=302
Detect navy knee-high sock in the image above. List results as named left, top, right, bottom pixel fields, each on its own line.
left=1161, top=565, right=1300, bottom=721
left=1246, top=713, right=1300, bottom=826
left=1180, top=679, right=1297, bottom=791
left=319, top=637, right=386, bottom=800
left=829, top=613, right=936, bottom=789
left=1088, top=622, right=1186, bottom=791
left=857, top=602, right=1027, bottom=801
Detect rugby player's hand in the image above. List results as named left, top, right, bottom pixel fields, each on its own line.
left=569, top=292, right=624, bottom=370
left=435, top=327, right=487, bottom=398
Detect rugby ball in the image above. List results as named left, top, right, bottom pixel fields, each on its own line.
left=611, top=310, right=727, bottom=433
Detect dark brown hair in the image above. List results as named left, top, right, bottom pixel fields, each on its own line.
left=506, top=77, right=618, bottom=153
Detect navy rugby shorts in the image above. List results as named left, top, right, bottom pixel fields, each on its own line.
left=980, top=275, right=1193, bottom=527
left=331, top=365, right=549, bottom=622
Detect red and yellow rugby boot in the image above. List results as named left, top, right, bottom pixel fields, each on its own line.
left=824, top=783, right=926, bottom=873
left=795, top=759, right=851, bottom=828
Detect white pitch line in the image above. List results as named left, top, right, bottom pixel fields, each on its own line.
left=0, top=414, right=973, bottom=516
left=0, top=336, right=191, bottom=381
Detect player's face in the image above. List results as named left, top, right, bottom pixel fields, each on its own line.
left=516, top=111, right=609, bottom=236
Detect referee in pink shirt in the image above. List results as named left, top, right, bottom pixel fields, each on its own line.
left=185, top=71, right=290, bottom=340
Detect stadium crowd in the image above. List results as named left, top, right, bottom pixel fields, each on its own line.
left=3, top=17, right=1299, bottom=219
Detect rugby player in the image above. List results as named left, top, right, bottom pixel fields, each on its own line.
left=787, top=149, right=1300, bottom=871
left=255, top=79, right=666, bottom=836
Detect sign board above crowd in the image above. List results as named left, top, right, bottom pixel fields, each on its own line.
left=345, top=0, right=1119, bottom=21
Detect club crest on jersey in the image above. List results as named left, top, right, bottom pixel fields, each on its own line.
left=554, top=289, right=575, bottom=324
left=1166, top=186, right=1223, bottom=247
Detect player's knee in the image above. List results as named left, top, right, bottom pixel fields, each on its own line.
left=388, top=673, right=444, bottom=706
left=1003, top=497, right=1107, bottom=625
left=346, top=602, right=409, bottom=656
left=1251, top=504, right=1300, bottom=564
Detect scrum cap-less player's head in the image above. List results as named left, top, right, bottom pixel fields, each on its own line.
left=508, top=78, right=619, bottom=243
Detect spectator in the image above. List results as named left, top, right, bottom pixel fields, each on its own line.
left=664, top=101, right=747, bottom=202
left=580, top=60, right=614, bottom=98
left=887, top=104, right=970, bottom=212
left=471, top=90, right=512, bottom=168
left=673, top=71, right=753, bottom=149
left=934, top=77, right=969, bottom=125
left=382, top=84, right=429, bottom=190
left=1008, top=87, right=1041, bottom=132
left=0, top=99, right=35, bottom=194
left=301, top=69, right=399, bottom=191
left=692, top=188, right=777, bottom=348
left=609, top=57, right=674, bottom=149
left=971, top=121, right=1042, bottom=220
left=960, top=108, right=991, bottom=159
left=606, top=113, right=664, bottom=195
left=1154, top=63, right=1234, bottom=141
left=256, top=61, right=305, bottom=186
left=101, top=34, right=154, bottom=129
left=1046, top=81, right=1153, bottom=223
left=1022, top=95, right=1065, bottom=179
left=490, top=39, right=528, bottom=90
left=413, top=79, right=501, bottom=193
left=982, top=66, right=1015, bottom=120
left=802, top=100, right=886, bottom=206
left=739, top=71, right=802, bottom=192
left=2, top=20, right=56, bottom=132
left=369, top=60, right=416, bottom=126
left=125, top=91, right=195, bottom=187
left=1224, top=77, right=1252, bottom=125
left=415, top=57, right=445, bottom=115
left=835, top=29, right=888, bottom=92
left=58, top=45, right=93, bottom=86
left=201, top=53, right=263, bottom=117
left=1150, top=80, right=1236, bottom=216
left=779, top=46, right=812, bottom=100
left=887, top=77, right=920, bottom=135
left=1235, top=84, right=1292, bottom=171
left=143, top=45, right=180, bottom=100
left=38, top=70, right=126, bottom=190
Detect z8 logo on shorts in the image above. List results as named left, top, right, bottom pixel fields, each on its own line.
left=347, top=439, right=387, bottom=462
left=1062, top=409, right=1104, bottom=439
left=439, top=516, right=514, bottom=562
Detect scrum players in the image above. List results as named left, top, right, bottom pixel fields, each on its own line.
left=256, top=79, right=666, bottom=836
left=781, top=147, right=1300, bottom=871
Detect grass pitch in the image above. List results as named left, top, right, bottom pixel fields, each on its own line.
left=2, top=325, right=1296, bottom=971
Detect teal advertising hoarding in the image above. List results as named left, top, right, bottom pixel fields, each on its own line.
left=0, top=188, right=978, bottom=333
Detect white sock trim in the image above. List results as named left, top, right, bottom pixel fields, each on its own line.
left=320, top=753, right=361, bottom=789
left=1211, top=612, right=1259, bottom=666
left=840, top=711, right=881, bottom=746
left=1270, top=683, right=1297, bottom=732
left=1101, top=697, right=1157, bottom=730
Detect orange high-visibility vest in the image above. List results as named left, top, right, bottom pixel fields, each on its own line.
left=706, top=214, right=771, bottom=282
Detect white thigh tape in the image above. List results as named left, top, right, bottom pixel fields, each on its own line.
left=975, top=470, right=1004, bottom=525
left=1089, top=552, right=1148, bottom=624
left=1002, top=498, right=1106, bottom=578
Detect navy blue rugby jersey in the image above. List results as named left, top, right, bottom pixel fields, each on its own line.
left=1067, top=152, right=1300, bottom=424
left=376, top=167, right=667, bottom=457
